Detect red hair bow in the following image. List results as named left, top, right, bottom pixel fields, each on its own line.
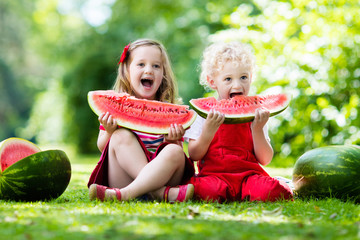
left=118, top=43, right=131, bottom=64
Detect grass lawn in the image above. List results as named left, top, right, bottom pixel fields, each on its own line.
left=1, top=154, right=359, bottom=240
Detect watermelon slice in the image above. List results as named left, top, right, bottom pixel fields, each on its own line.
left=189, top=93, right=291, bottom=124
left=0, top=138, right=40, bottom=172
left=88, top=90, right=197, bottom=134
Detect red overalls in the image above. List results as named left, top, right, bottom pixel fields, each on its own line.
left=189, top=122, right=293, bottom=202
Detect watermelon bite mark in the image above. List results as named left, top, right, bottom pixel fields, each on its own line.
left=189, top=93, right=291, bottom=124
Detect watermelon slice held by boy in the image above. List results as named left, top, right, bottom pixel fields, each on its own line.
left=189, top=93, right=291, bottom=123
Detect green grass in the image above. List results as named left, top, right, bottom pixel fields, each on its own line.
left=1, top=154, right=360, bottom=240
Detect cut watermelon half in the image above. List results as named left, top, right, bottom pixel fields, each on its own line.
left=0, top=138, right=71, bottom=201
left=189, top=93, right=291, bottom=124
left=0, top=138, right=41, bottom=172
left=88, top=90, right=197, bottom=134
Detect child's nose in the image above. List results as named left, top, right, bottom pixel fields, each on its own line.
left=144, top=65, right=153, bottom=74
left=233, top=80, right=242, bottom=89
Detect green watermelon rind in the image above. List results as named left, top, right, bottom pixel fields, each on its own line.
left=189, top=94, right=291, bottom=124
left=0, top=150, right=72, bottom=201
left=292, top=145, right=360, bottom=201
left=88, top=91, right=197, bottom=134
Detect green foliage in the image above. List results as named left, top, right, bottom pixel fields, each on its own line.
left=212, top=0, right=360, bottom=166
left=0, top=1, right=40, bottom=141
left=2, top=0, right=360, bottom=165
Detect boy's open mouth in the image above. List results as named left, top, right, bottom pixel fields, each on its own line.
left=141, top=79, right=153, bottom=88
left=230, top=92, right=243, bottom=98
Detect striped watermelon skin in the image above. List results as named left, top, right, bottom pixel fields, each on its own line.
left=0, top=150, right=71, bottom=201
left=292, top=145, right=360, bottom=202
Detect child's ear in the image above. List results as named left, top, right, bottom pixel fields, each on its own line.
left=207, top=76, right=217, bottom=90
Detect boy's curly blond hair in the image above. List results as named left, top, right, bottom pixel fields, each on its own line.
left=200, top=41, right=256, bottom=90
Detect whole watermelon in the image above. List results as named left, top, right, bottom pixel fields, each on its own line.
left=292, top=145, right=360, bottom=202
left=0, top=150, right=71, bottom=201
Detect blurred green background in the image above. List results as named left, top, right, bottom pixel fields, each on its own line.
left=1, top=0, right=359, bottom=167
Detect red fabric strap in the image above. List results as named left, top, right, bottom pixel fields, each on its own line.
left=96, top=184, right=108, bottom=201
left=114, top=188, right=122, bottom=200
left=176, top=185, right=187, bottom=202
left=163, top=186, right=171, bottom=202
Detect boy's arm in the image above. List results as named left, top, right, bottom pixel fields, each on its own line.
left=188, top=110, right=224, bottom=161
left=188, top=130, right=216, bottom=161
left=251, top=108, right=273, bottom=165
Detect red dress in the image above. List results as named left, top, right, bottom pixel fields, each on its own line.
left=88, top=130, right=194, bottom=188
left=189, top=122, right=293, bottom=202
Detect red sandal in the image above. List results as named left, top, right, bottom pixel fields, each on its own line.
left=163, top=184, right=194, bottom=203
left=89, top=184, right=122, bottom=201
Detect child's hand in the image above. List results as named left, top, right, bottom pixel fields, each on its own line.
left=164, top=124, right=185, bottom=143
left=251, top=107, right=270, bottom=131
left=98, top=112, right=117, bottom=134
left=204, top=109, right=225, bottom=134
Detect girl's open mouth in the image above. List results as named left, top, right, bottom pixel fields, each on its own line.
left=141, top=79, right=153, bottom=88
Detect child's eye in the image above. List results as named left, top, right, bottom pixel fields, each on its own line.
left=241, top=76, right=248, bottom=80
left=225, top=77, right=232, bottom=81
left=138, top=63, right=145, bottom=67
left=154, top=64, right=161, bottom=68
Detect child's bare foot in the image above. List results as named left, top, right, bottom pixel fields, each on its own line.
left=104, top=188, right=122, bottom=201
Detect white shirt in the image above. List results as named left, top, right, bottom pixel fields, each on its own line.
left=184, top=114, right=270, bottom=142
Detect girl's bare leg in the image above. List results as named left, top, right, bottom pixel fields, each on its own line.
left=107, top=128, right=149, bottom=188
left=108, top=143, right=186, bottom=201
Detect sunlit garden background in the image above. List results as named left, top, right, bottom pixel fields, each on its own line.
left=1, top=0, right=360, bottom=239
left=2, top=0, right=359, bottom=166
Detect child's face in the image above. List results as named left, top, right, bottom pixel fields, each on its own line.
left=128, top=46, right=164, bottom=100
left=207, top=61, right=252, bottom=100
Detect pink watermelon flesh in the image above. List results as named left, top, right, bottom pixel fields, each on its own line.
left=0, top=138, right=41, bottom=172
left=189, top=93, right=291, bottom=123
left=88, top=90, right=197, bottom=134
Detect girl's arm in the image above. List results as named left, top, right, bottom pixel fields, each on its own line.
left=97, top=112, right=117, bottom=152
left=251, top=108, right=274, bottom=166
left=188, top=110, right=224, bottom=161
left=97, top=130, right=112, bottom=152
